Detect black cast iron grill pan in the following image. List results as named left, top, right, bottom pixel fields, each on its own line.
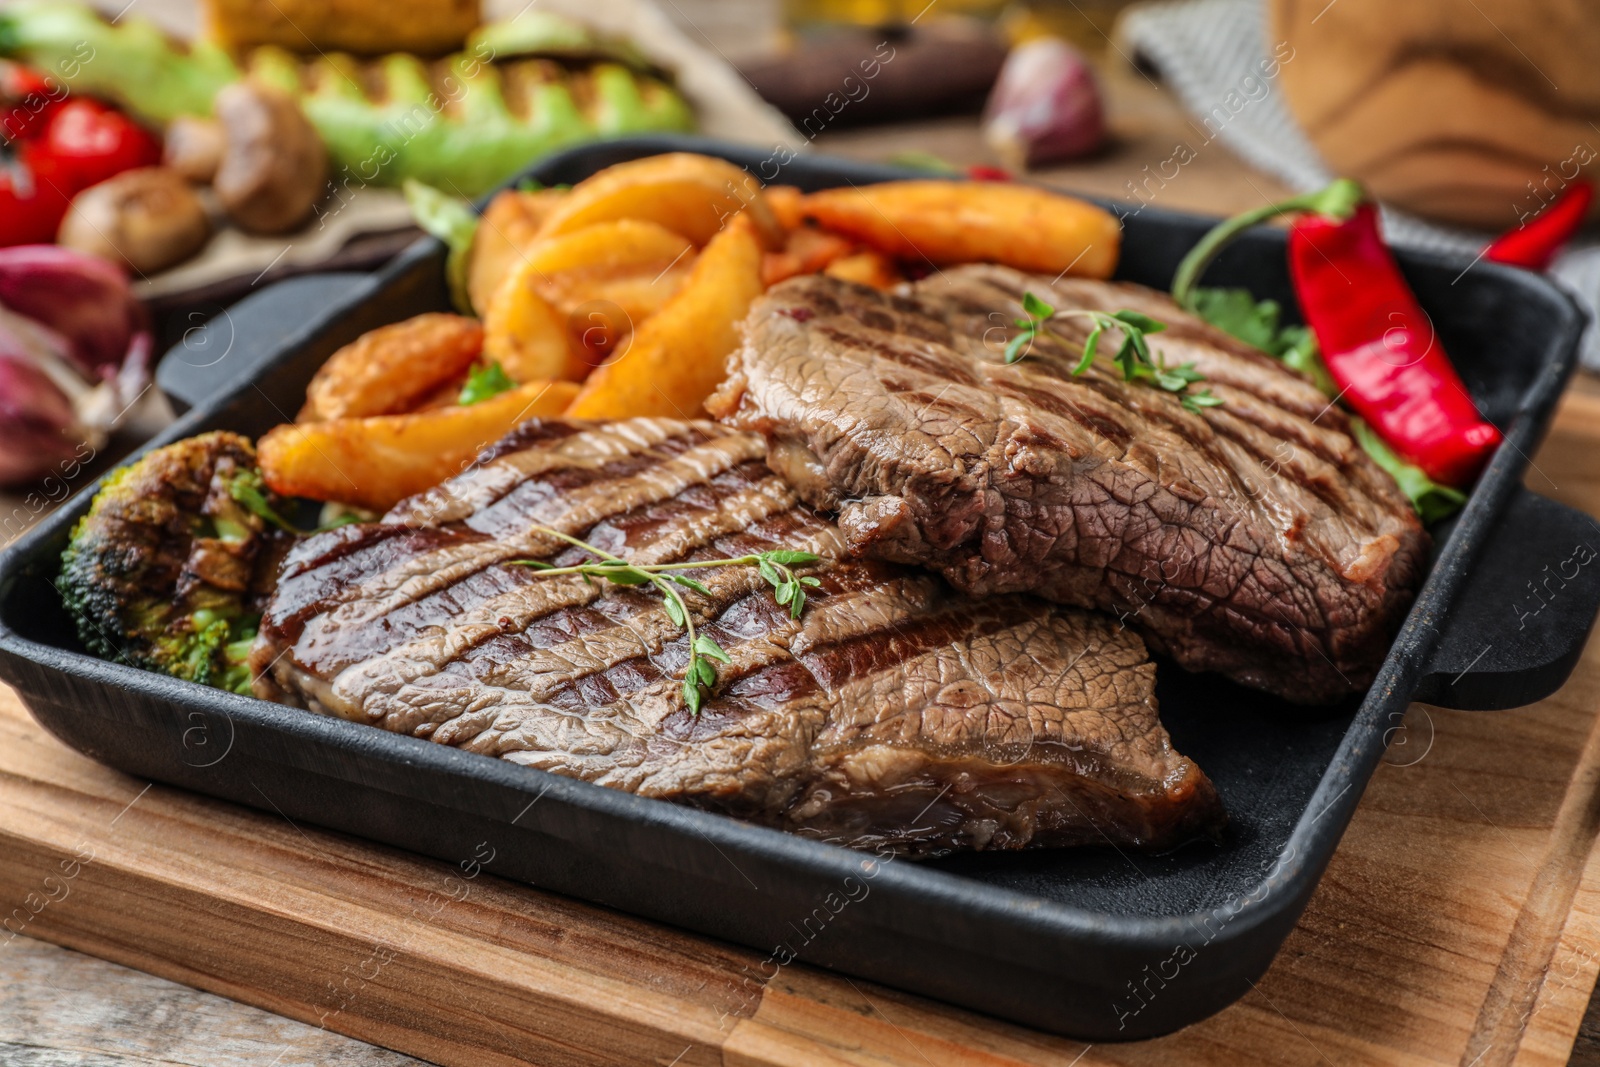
left=0, top=138, right=1595, bottom=1040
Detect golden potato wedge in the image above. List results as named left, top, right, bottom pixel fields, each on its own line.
left=565, top=214, right=765, bottom=420
left=482, top=273, right=589, bottom=384
left=519, top=218, right=692, bottom=277
left=825, top=250, right=902, bottom=290
left=565, top=300, right=633, bottom=372
left=467, top=187, right=569, bottom=315
left=518, top=218, right=696, bottom=321
left=468, top=187, right=567, bottom=316
left=763, top=184, right=808, bottom=231
left=535, top=152, right=783, bottom=249
left=562, top=266, right=695, bottom=330
left=260, top=380, right=580, bottom=511
left=485, top=219, right=697, bottom=381
left=801, top=180, right=1121, bottom=278
left=299, top=313, right=483, bottom=422
left=762, top=225, right=857, bottom=287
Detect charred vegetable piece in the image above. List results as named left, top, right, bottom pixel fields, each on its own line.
left=0, top=1, right=237, bottom=124
left=275, top=50, right=692, bottom=196
left=59, top=432, right=282, bottom=695
left=0, top=2, right=695, bottom=198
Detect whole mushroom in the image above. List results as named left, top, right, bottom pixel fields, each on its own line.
left=212, top=82, right=328, bottom=235
left=57, top=168, right=211, bottom=276
left=162, top=115, right=227, bottom=184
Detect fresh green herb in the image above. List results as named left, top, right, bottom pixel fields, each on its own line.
left=1348, top=418, right=1467, bottom=525
left=885, top=150, right=961, bottom=175
left=226, top=468, right=361, bottom=536
left=1188, top=287, right=1334, bottom=392
left=511, top=529, right=823, bottom=715
left=1189, top=285, right=1465, bottom=523
left=512, top=178, right=572, bottom=192
left=404, top=179, right=478, bottom=316
left=458, top=361, right=516, bottom=406
left=1009, top=291, right=1221, bottom=413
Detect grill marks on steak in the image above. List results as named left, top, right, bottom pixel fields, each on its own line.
left=708, top=267, right=1428, bottom=703
left=252, top=418, right=1223, bottom=854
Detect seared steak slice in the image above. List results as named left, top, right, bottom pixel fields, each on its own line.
left=709, top=267, right=1428, bottom=703
left=253, top=418, right=1222, bottom=855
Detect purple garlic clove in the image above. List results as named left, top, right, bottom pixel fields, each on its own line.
left=0, top=351, right=85, bottom=487
left=982, top=37, right=1107, bottom=170
left=0, top=244, right=151, bottom=386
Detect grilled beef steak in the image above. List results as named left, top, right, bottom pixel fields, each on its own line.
left=252, top=418, right=1223, bottom=855
left=709, top=267, right=1428, bottom=703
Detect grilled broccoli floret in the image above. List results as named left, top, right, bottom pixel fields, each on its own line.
left=59, top=431, right=286, bottom=695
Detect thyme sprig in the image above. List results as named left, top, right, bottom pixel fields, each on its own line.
left=1006, top=291, right=1223, bottom=415
left=511, top=528, right=821, bottom=715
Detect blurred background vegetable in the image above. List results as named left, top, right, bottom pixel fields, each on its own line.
left=0, top=245, right=152, bottom=487
left=0, top=351, right=83, bottom=486
left=981, top=36, right=1104, bottom=168
left=0, top=1, right=697, bottom=198
left=57, top=166, right=211, bottom=275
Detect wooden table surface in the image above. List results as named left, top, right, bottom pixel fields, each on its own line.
left=7, top=385, right=1600, bottom=1067
left=7, top=2, right=1600, bottom=1065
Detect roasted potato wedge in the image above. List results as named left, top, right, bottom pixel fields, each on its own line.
left=468, top=187, right=567, bottom=315
left=535, top=152, right=783, bottom=249
left=762, top=225, right=857, bottom=287
left=801, top=181, right=1120, bottom=278
left=565, top=214, right=765, bottom=420
left=482, top=276, right=590, bottom=384
left=825, top=250, right=902, bottom=290
left=763, top=184, right=807, bottom=231
left=518, top=219, right=696, bottom=323
left=260, top=380, right=580, bottom=511
left=519, top=218, right=693, bottom=277
left=484, top=219, right=698, bottom=381
left=299, top=313, right=483, bottom=422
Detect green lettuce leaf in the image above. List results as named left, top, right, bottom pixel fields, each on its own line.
left=404, top=179, right=478, bottom=316
left=1191, top=286, right=1464, bottom=524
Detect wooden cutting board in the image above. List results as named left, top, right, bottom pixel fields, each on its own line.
left=5, top=392, right=1600, bottom=1066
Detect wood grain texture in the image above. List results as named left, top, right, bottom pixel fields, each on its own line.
left=2, top=6, right=1599, bottom=1056
left=4, top=388, right=1600, bottom=1066
left=1269, top=0, right=1600, bottom=227
left=0, top=937, right=424, bottom=1066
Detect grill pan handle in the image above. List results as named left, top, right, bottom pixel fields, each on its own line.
left=156, top=272, right=377, bottom=413
left=1414, top=487, right=1600, bottom=710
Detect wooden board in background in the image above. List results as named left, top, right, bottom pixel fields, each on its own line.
left=4, top=389, right=1600, bottom=1067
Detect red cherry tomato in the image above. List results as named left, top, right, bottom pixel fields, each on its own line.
left=0, top=96, right=162, bottom=248
left=0, top=152, right=74, bottom=246
left=34, top=98, right=161, bottom=191
left=0, top=62, right=63, bottom=146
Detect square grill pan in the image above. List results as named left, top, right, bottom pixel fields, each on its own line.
left=1, top=137, right=1595, bottom=1040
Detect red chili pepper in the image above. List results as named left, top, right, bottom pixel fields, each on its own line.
left=1485, top=180, right=1593, bottom=271
left=966, top=164, right=1013, bottom=182
left=1172, top=178, right=1501, bottom=487
left=1289, top=200, right=1501, bottom=486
